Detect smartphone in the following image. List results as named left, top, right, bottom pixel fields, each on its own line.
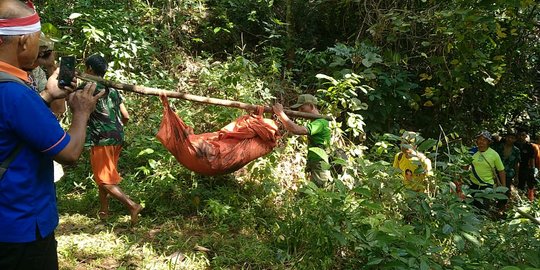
left=58, top=56, right=75, bottom=87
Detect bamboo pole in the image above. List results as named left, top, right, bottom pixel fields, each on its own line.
left=76, top=73, right=332, bottom=121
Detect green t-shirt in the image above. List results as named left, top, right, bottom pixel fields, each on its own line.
left=85, top=83, right=125, bottom=146
left=306, top=118, right=331, bottom=163
left=469, top=147, right=505, bottom=186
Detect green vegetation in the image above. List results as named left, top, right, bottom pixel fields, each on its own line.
left=35, top=0, right=540, bottom=269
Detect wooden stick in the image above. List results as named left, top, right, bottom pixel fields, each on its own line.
left=76, top=73, right=332, bottom=121
left=516, top=208, right=540, bottom=226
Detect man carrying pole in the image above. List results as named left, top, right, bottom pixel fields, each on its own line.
left=273, top=94, right=331, bottom=187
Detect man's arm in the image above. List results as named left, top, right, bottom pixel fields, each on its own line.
left=272, top=103, right=308, bottom=135
left=54, top=83, right=105, bottom=164
left=50, top=99, right=66, bottom=118
left=498, top=170, right=506, bottom=187
left=38, top=70, right=67, bottom=121
left=419, top=153, right=433, bottom=175
left=119, top=103, right=130, bottom=125
left=494, top=154, right=506, bottom=186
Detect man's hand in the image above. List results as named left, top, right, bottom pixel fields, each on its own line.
left=272, top=103, right=284, bottom=115
left=272, top=102, right=309, bottom=135
left=67, top=82, right=105, bottom=116
left=41, top=68, right=77, bottom=103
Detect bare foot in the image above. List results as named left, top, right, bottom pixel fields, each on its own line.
left=130, top=204, right=143, bottom=225
left=98, top=211, right=109, bottom=220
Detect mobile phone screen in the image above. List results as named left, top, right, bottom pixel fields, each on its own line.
left=58, top=56, right=75, bottom=87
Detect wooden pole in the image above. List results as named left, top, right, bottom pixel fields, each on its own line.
left=516, top=208, right=540, bottom=226
left=76, top=73, right=332, bottom=121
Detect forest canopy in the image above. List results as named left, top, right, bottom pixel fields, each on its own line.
left=38, top=0, right=540, bottom=138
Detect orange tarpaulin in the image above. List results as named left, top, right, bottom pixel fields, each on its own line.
left=156, top=96, right=280, bottom=176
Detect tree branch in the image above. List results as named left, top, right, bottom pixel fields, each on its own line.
left=76, top=73, right=332, bottom=121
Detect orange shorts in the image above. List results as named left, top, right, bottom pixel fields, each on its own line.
left=90, top=145, right=122, bottom=185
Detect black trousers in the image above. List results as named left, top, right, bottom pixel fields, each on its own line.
left=517, top=168, right=535, bottom=190
left=0, top=232, right=58, bottom=270
left=497, top=177, right=513, bottom=208
left=470, top=183, right=490, bottom=210
left=470, top=183, right=509, bottom=211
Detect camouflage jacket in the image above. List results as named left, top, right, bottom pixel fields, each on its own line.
left=85, top=83, right=125, bottom=146
left=30, top=67, right=47, bottom=93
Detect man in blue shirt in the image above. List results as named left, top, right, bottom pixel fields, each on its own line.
left=0, top=1, right=104, bottom=269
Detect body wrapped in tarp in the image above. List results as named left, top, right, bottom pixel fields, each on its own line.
left=156, top=96, right=280, bottom=175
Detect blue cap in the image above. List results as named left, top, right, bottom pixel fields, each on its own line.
left=476, top=130, right=493, bottom=142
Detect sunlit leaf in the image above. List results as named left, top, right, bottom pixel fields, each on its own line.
left=316, top=73, right=338, bottom=84
left=68, top=13, right=83, bottom=20
left=137, top=148, right=155, bottom=157
left=462, top=232, right=481, bottom=247
left=423, top=101, right=434, bottom=107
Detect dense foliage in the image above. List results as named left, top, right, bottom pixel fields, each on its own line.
left=32, top=0, right=540, bottom=269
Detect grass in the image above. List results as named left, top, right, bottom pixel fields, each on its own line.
left=52, top=113, right=540, bottom=269
left=55, top=160, right=287, bottom=270
left=56, top=212, right=211, bottom=270
left=54, top=157, right=540, bottom=270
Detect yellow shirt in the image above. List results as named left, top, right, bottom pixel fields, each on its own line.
left=469, top=147, right=504, bottom=186
left=393, top=151, right=432, bottom=191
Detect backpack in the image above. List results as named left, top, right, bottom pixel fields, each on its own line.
left=0, top=72, right=28, bottom=179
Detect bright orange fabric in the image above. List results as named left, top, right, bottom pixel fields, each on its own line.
left=156, top=96, right=280, bottom=176
left=532, top=143, right=540, bottom=169
left=90, top=145, right=122, bottom=185
left=0, top=60, right=31, bottom=82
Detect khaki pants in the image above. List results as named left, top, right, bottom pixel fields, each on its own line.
left=307, top=161, right=331, bottom=188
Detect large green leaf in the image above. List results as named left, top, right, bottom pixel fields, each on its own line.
left=362, top=52, right=383, bottom=67
left=309, top=147, right=329, bottom=163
